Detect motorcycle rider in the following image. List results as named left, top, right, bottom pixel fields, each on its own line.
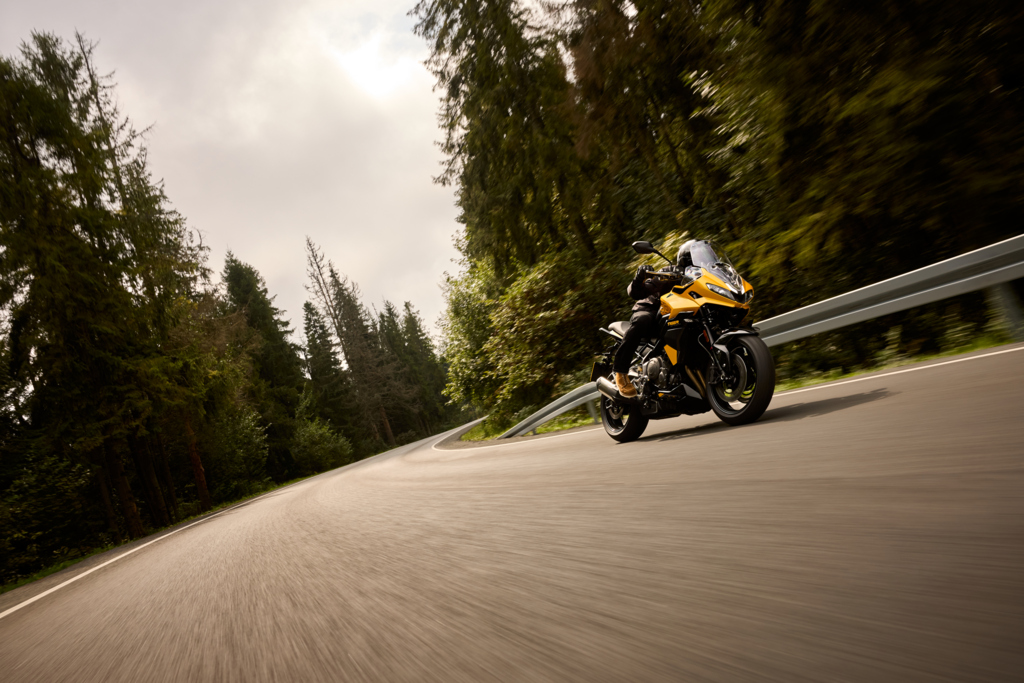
left=613, top=264, right=662, bottom=398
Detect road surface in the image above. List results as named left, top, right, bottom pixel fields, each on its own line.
left=2, top=345, right=1023, bottom=681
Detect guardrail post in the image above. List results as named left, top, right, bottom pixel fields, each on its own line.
left=585, top=399, right=599, bottom=424
left=987, top=283, right=1024, bottom=342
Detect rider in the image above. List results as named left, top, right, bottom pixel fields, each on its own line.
left=613, top=264, right=662, bottom=398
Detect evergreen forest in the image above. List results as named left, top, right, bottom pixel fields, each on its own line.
left=0, top=35, right=459, bottom=584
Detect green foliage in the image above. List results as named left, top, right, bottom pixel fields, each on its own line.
left=413, top=0, right=597, bottom=272
left=0, top=35, right=455, bottom=584
left=222, top=254, right=304, bottom=480
left=0, top=33, right=203, bottom=459
left=421, top=0, right=1024, bottom=424
left=291, top=418, right=353, bottom=475
left=0, top=449, right=103, bottom=584
left=200, top=407, right=270, bottom=503
left=439, top=260, right=501, bottom=409
left=484, top=256, right=623, bottom=418
left=302, top=301, right=357, bottom=442
left=305, top=239, right=460, bottom=451
left=379, top=301, right=451, bottom=434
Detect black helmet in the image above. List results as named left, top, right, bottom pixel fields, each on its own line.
left=676, top=240, right=697, bottom=268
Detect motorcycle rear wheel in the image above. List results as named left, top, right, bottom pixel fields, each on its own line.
left=707, top=335, right=775, bottom=426
left=600, top=394, right=649, bottom=442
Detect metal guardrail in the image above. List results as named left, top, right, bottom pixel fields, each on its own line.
left=497, top=382, right=599, bottom=439
left=499, top=233, right=1024, bottom=438
left=757, top=233, right=1024, bottom=346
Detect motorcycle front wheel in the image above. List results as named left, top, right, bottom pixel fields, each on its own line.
left=599, top=394, right=649, bottom=442
left=707, top=335, right=775, bottom=426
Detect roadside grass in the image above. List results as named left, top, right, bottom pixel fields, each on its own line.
left=0, top=545, right=116, bottom=596
left=535, top=405, right=598, bottom=434
left=460, top=420, right=509, bottom=442
left=774, top=332, right=1009, bottom=392
left=0, top=474, right=316, bottom=596
left=462, top=332, right=1013, bottom=443
left=459, top=405, right=599, bottom=442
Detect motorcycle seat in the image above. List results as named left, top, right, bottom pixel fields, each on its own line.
left=609, top=321, right=631, bottom=338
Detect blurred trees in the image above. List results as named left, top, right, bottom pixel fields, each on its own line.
left=416, top=0, right=1024, bottom=424
left=0, top=34, right=458, bottom=584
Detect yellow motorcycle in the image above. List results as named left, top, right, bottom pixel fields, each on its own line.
left=593, top=239, right=775, bottom=442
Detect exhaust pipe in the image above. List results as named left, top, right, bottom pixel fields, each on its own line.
left=596, top=376, right=621, bottom=402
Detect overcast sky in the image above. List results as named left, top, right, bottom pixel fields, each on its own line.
left=1, top=0, right=462, bottom=339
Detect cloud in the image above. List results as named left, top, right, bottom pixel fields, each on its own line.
left=0, top=0, right=461, bottom=339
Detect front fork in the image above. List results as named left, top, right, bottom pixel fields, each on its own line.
left=701, top=315, right=757, bottom=386
left=700, top=317, right=731, bottom=386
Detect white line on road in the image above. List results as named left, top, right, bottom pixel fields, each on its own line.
left=439, top=344, right=1024, bottom=452
left=0, top=478, right=314, bottom=622
left=4, top=344, right=1020, bottom=621
left=777, top=345, right=1024, bottom=397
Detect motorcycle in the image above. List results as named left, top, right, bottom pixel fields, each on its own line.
left=592, top=239, right=775, bottom=442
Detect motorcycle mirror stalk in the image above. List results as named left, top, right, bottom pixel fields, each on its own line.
left=631, top=240, right=674, bottom=265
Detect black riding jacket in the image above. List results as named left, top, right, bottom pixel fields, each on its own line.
left=627, top=267, right=661, bottom=314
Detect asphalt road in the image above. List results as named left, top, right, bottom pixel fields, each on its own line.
left=2, top=345, right=1023, bottom=682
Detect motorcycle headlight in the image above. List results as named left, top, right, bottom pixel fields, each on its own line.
left=707, top=283, right=735, bottom=300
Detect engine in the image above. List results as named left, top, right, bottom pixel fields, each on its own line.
left=643, top=354, right=681, bottom=389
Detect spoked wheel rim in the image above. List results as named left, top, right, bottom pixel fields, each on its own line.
left=711, top=344, right=759, bottom=415
left=599, top=382, right=650, bottom=442
left=602, top=396, right=629, bottom=433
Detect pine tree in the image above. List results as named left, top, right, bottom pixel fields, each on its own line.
left=222, top=254, right=304, bottom=479
left=302, top=302, right=359, bottom=446
left=413, top=0, right=594, bottom=274
left=0, top=33, right=204, bottom=539
left=305, top=239, right=429, bottom=447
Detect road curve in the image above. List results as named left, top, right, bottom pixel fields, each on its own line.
left=2, top=345, right=1023, bottom=682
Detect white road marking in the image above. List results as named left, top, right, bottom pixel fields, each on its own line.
left=439, top=344, right=1024, bottom=451
left=776, top=345, right=1024, bottom=397
left=4, top=345, right=1020, bottom=620
left=0, top=479, right=312, bottom=622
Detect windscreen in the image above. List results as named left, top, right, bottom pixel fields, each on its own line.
left=692, top=241, right=743, bottom=294
left=688, top=241, right=732, bottom=270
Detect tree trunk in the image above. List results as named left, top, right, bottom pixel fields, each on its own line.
left=105, top=441, right=144, bottom=539
left=131, top=434, right=171, bottom=527
left=379, top=405, right=396, bottom=446
left=96, top=467, right=122, bottom=544
left=154, top=434, right=179, bottom=522
left=184, top=416, right=212, bottom=511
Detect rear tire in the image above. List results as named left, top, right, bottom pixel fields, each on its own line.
left=708, top=335, right=775, bottom=426
left=599, top=394, right=649, bottom=442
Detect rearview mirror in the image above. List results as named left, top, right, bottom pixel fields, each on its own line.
left=632, top=241, right=655, bottom=254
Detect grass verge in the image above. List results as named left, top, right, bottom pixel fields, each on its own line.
left=773, top=333, right=1009, bottom=392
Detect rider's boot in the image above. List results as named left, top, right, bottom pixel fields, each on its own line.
left=615, top=372, right=637, bottom=399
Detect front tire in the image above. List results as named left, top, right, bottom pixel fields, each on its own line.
left=599, top=394, right=649, bottom=442
left=708, top=335, right=775, bottom=426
